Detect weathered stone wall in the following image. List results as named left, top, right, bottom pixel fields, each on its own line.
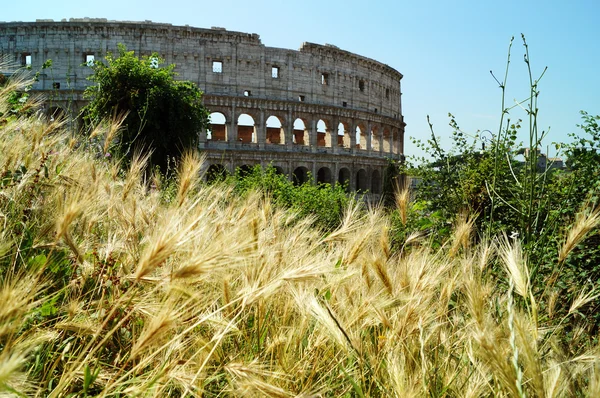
left=0, top=19, right=405, bottom=194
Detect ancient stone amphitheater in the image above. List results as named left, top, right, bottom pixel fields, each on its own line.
left=0, top=18, right=405, bottom=194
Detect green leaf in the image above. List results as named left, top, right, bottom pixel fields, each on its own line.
left=28, top=254, right=47, bottom=271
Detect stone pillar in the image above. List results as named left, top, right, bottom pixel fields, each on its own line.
left=230, top=121, right=238, bottom=147
left=350, top=120, right=357, bottom=155
left=286, top=111, right=294, bottom=151
left=198, top=126, right=207, bottom=149
left=366, top=122, right=372, bottom=155
left=399, top=129, right=405, bottom=157
left=257, top=109, right=266, bottom=149
left=229, top=105, right=238, bottom=144
left=309, top=119, right=317, bottom=153
left=331, top=117, right=338, bottom=153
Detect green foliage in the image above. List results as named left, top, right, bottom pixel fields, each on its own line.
left=409, top=114, right=521, bottom=236
left=405, top=34, right=600, bottom=331
left=82, top=44, right=210, bottom=170
left=563, top=111, right=600, bottom=204
left=382, top=158, right=401, bottom=207
left=224, top=165, right=352, bottom=231
left=536, top=112, right=600, bottom=328
left=1, top=60, right=54, bottom=119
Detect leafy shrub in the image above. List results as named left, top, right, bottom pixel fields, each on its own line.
left=224, top=165, right=352, bottom=230
left=405, top=35, right=600, bottom=332
left=82, top=44, right=210, bottom=170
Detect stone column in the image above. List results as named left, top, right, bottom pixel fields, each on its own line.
left=229, top=105, right=238, bottom=144
left=399, top=129, right=405, bottom=157
left=198, top=126, right=207, bottom=149
left=331, top=117, right=339, bottom=153
left=366, top=122, right=372, bottom=155
left=309, top=119, right=317, bottom=153
left=332, top=162, right=339, bottom=189
left=350, top=120, right=357, bottom=155
left=257, top=109, right=266, bottom=149
left=286, top=110, right=294, bottom=151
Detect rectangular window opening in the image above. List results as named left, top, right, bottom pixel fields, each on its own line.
left=342, top=101, right=347, bottom=108
left=84, top=54, right=95, bottom=67
left=298, top=95, right=305, bottom=102
left=212, top=60, right=223, bottom=73
left=321, top=73, right=329, bottom=85
left=244, top=90, right=252, bottom=97
left=21, top=53, right=32, bottom=67
left=385, top=88, right=390, bottom=99
left=272, top=66, right=279, bottom=78
left=374, top=108, right=378, bottom=113
left=52, top=82, right=60, bottom=89
left=359, top=80, right=365, bottom=92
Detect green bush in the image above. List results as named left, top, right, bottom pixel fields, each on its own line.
left=224, top=165, right=352, bottom=231
left=82, top=44, right=210, bottom=170
left=405, top=35, right=600, bottom=331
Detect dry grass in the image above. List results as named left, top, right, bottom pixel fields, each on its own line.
left=1, top=77, right=599, bottom=397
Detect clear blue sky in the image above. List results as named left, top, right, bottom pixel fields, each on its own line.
left=4, top=0, right=599, bottom=161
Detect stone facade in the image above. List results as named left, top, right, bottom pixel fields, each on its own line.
left=0, top=18, right=405, bottom=194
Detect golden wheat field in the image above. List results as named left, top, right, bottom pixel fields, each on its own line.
left=1, top=75, right=600, bottom=397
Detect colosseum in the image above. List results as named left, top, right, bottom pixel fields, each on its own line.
left=0, top=18, right=405, bottom=194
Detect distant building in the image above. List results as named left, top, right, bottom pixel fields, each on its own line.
left=521, top=148, right=565, bottom=171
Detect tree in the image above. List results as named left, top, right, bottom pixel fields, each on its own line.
left=83, top=44, right=210, bottom=170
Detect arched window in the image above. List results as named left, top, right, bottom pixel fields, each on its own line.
left=338, top=168, right=351, bottom=192
left=208, top=112, right=227, bottom=141
left=266, top=115, right=285, bottom=145
left=316, top=119, right=331, bottom=147
left=293, top=166, right=310, bottom=185
left=237, top=114, right=256, bottom=143
left=317, top=167, right=332, bottom=185
left=356, top=169, right=368, bottom=192
left=293, top=118, right=309, bottom=145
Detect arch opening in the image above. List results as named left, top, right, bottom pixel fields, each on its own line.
left=356, top=125, right=367, bottom=150
left=316, top=119, right=331, bottom=147
left=208, top=112, right=227, bottom=141
left=316, top=167, right=332, bottom=185
left=236, top=164, right=254, bottom=178
left=383, top=128, right=392, bottom=153
left=293, top=166, right=310, bottom=186
left=273, top=166, right=285, bottom=175
left=371, top=170, right=381, bottom=194
left=206, top=164, right=228, bottom=183
left=293, top=118, right=309, bottom=146
left=392, top=130, right=399, bottom=154
left=337, top=122, right=351, bottom=148
left=371, top=127, right=381, bottom=152
left=237, top=113, right=256, bottom=143
left=356, top=169, right=368, bottom=192
left=266, top=115, right=285, bottom=145
left=338, top=167, right=351, bottom=193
